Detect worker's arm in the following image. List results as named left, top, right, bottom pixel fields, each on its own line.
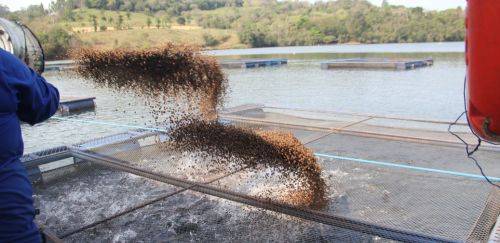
left=14, top=68, right=60, bottom=125
left=0, top=49, right=59, bottom=125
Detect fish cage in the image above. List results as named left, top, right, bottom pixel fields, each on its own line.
left=220, top=58, right=288, bottom=69
left=25, top=109, right=500, bottom=242
left=321, top=58, right=434, bottom=70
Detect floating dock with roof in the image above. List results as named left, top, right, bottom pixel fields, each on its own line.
left=220, top=58, right=288, bottom=69
left=321, top=58, right=434, bottom=70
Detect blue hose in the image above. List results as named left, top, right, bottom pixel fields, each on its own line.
left=315, top=152, right=500, bottom=182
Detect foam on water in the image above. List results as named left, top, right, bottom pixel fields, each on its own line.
left=34, top=166, right=177, bottom=235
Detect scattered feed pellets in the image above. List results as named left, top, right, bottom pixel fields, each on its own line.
left=73, top=44, right=327, bottom=208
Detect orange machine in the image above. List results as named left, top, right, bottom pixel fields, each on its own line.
left=466, top=0, right=500, bottom=143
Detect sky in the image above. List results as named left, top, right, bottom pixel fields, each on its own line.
left=0, top=0, right=467, bottom=11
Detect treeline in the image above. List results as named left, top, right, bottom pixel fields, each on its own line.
left=230, top=0, right=465, bottom=47
left=0, top=0, right=465, bottom=58
left=72, top=0, right=465, bottom=47
left=51, top=0, right=242, bottom=14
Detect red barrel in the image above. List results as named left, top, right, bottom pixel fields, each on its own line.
left=466, top=0, right=500, bottom=143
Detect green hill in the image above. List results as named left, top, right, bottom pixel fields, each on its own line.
left=0, top=0, right=465, bottom=60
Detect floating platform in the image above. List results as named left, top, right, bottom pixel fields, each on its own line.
left=220, top=58, right=288, bottom=69
left=59, top=96, right=96, bottom=116
left=22, top=105, right=500, bottom=242
left=321, top=58, right=434, bottom=70
left=44, top=60, right=76, bottom=72
left=44, top=59, right=289, bottom=71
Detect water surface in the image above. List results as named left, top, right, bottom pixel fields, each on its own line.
left=23, top=43, right=466, bottom=153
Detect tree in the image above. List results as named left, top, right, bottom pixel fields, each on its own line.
left=155, top=18, right=161, bottom=29
left=0, top=4, right=9, bottom=18
left=163, top=16, right=171, bottom=28
left=203, top=33, right=220, bottom=47
left=296, top=16, right=309, bottom=29
left=90, top=14, right=98, bottom=31
left=38, top=27, right=73, bottom=60
left=49, top=0, right=67, bottom=12
left=120, top=1, right=135, bottom=11
left=107, top=0, right=120, bottom=10
left=116, top=14, right=124, bottom=30
left=345, top=7, right=368, bottom=42
left=135, top=0, right=146, bottom=11
left=99, top=22, right=107, bottom=31
left=238, top=23, right=277, bottom=47
left=85, top=0, right=107, bottom=9
left=176, top=16, right=186, bottom=25
left=381, top=0, right=389, bottom=8
left=195, top=0, right=227, bottom=10
left=25, top=4, right=46, bottom=20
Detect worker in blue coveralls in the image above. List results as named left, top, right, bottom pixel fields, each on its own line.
left=0, top=48, right=60, bottom=242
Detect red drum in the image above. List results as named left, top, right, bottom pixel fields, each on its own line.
left=466, top=0, right=500, bottom=143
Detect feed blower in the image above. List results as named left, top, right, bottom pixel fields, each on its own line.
left=0, top=17, right=44, bottom=73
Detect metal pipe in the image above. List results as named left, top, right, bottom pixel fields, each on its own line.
left=22, top=151, right=72, bottom=169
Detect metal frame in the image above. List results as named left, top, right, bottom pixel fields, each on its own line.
left=24, top=145, right=456, bottom=242
left=22, top=130, right=497, bottom=243
left=70, top=149, right=454, bottom=243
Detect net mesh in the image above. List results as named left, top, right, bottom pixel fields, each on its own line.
left=65, top=191, right=391, bottom=242
left=33, top=162, right=180, bottom=237
left=31, top=115, right=499, bottom=242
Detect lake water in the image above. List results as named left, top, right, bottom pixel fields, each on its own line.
left=23, top=42, right=466, bottom=153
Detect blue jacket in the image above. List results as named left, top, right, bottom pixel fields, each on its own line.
left=0, top=49, right=59, bottom=242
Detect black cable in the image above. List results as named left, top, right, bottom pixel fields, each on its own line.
left=448, top=77, right=500, bottom=189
